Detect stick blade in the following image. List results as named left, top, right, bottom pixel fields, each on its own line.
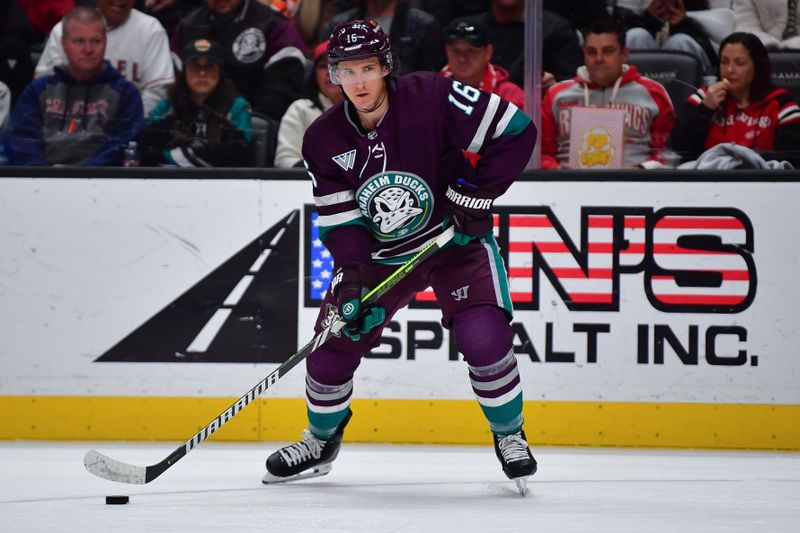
left=84, top=449, right=147, bottom=484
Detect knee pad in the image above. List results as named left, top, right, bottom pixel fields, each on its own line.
left=306, top=342, right=363, bottom=386
left=451, top=305, right=513, bottom=368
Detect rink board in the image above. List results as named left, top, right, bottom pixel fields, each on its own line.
left=3, top=396, right=799, bottom=450
left=1, top=170, right=799, bottom=449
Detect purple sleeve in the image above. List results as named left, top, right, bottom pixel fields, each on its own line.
left=302, top=121, right=372, bottom=266
left=435, top=75, right=536, bottom=197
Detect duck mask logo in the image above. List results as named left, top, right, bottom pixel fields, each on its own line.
left=356, top=171, right=433, bottom=241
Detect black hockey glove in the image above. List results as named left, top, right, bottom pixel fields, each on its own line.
left=330, top=263, right=385, bottom=341
left=445, top=179, right=495, bottom=246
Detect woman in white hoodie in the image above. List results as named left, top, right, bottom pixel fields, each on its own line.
left=274, top=39, right=344, bottom=168
left=734, top=0, right=800, bottom=50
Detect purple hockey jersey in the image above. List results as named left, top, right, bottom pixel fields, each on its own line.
left=302, top=72, right=536, bottom=265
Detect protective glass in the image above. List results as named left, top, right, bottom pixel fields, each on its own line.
left=329, top=60, right=390, bottom=86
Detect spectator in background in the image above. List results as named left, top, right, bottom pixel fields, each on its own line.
left=0, top=0, right=70, bottom=106
left=671, top=32, right=800, bottom=164
left=614, top=0, right=717, bottom=76
left=140, top=38, right=253, bottom=167
left=140, top=0, right=204, bottom=36
left=35, top=0, right=175, bottom=117
left=293, top=0, right=351, bottom=49
left=15, top=0, right=76, bottom=35
left=8, top=7, right=144, bottom=166
left=415, top=0, right=491, bottom=28
left=734, top=0, right=800, bottom=50
left=439, top=18, right=523, bottom=109
left=274, top=39, right=342, bottom=168
left=541, top=18, right=675, bottom=169
left=461, top=0, right=583, bottom=87
left=174, top=0, right=308, bottom=122
left=544, top=0, right=609, bottom=34
left=320, top=0, right=445, bottom=75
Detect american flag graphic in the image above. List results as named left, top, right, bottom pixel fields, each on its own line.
left=306, top=209, right=752, bottom=310
left=308, top=212, right=335, bottom=301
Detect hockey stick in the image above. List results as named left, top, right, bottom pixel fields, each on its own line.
left=84, top=225, right=455, bottom=484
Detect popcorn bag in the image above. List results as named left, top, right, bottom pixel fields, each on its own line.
left=568, top=107, right=625, bottom=169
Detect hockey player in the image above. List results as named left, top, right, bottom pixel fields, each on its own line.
left=262, top=19, right=537, bottom=494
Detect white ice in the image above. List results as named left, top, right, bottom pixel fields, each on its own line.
left=0, top=441, right=798, bottom=532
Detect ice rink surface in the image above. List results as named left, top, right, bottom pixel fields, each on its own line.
left=0, top=441, right=798, bottom=532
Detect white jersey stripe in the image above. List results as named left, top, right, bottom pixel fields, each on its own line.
left=778, top=104, right=800, bottom=122
left=315, top=190, right=356, bottom=207
left=306, top=396, right=353, bottom=414
left=481, top=238, right=504, bottom=308
left=474, top=383, right=522, bottom=408
left=470, top=366, right=520, bottom=391
left=306, top=381, right=353, bottom=401
left=467, top=93, right=500, bottom=153
left=492, top=103, right=519, bottom=140
left=317, top=209, right=363, bottom=227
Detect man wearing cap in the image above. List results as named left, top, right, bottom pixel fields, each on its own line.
left=440, top=18, right=524, bottom=110
left=35, top=0, right=174, bottom=117
left=9, top=6, right=144, bottom=165
left=174, top=0, right=308, bottom=122
left=140, top=38, right=254, bottom=167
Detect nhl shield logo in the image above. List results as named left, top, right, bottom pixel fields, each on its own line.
left=356, top=171, right=433, bottom=240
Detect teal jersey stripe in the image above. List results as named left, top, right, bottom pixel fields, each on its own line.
left=477, top=392, right=524, bottom=435
left=318, top=218, right=370, bottom=241
left=481, top=234, right=514, bottom=316
left=500, top=108, right=532, bottom=137
left=307, top=407, right=350, bottom=439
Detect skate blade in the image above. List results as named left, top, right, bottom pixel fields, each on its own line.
left=513, top=477, right=528, bottom=496
left=261, top=463, right=333, bottom=484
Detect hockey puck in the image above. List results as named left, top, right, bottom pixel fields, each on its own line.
left=105, top=495, right=129, bottom=505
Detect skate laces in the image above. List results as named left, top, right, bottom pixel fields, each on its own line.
left=498, top=432, right=530, bottom=464
left=278, top=429, right=325, bottom=466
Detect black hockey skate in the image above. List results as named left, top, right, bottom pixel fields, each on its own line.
left=262, top=410, right=352, bottom=484
left=494, top=430, right=537, bottom=496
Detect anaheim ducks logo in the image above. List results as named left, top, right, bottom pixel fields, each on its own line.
left=356, top=171, right=433, bottom=241
left=232, top=28, right=266, bottom=64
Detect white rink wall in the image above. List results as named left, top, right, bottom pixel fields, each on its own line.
left=0, top=173, right=798, bottom=448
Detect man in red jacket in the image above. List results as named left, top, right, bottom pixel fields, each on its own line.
left=439, top=18, right=525, bottom=109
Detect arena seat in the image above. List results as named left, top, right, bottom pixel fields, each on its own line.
left=627, top=49, right=702, bottom=107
